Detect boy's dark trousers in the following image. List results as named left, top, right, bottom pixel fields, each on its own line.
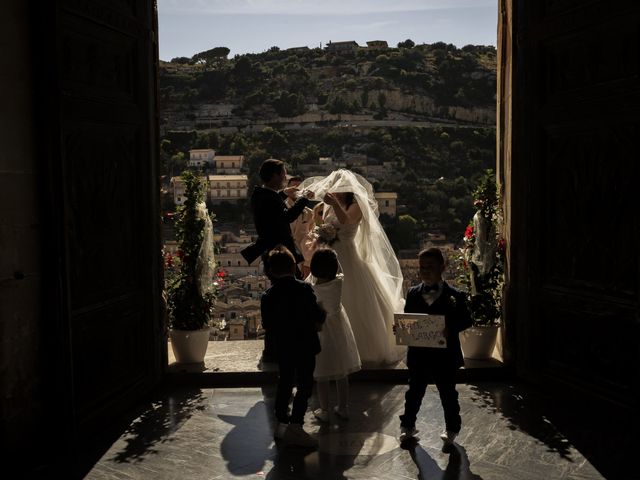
left=399, top=347, right=461, bottom=433
left=275, top=354, right=316, bottom=425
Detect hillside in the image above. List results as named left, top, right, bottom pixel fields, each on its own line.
left=159, top=41, right=497, bottom=245
left=159, top=41, right=496, bottom=131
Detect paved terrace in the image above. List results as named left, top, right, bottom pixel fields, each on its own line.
left=86, top=382, right=621, bottom=479
left=166, top=339, right=506, bottom=386
left=79, top=341, right=630, bottom=478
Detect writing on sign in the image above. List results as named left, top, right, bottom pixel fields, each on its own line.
left=393, top=313, right=447, bottom=348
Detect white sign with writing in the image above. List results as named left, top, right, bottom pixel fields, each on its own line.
left=394, top=313, right=447, bottom=348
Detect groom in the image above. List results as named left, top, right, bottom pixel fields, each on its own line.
left=242, top=158, right=313, bottom=362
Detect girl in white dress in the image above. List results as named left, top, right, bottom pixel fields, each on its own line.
left=307, top=248, right=361, bottom=421
left=300, top=170, right=406, bottom=367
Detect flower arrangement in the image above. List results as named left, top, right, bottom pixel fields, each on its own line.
left=314, top=223, right=339, bottom=246
left=459, top=169, right=505, bottom=327
left=165, top=171, right=217, bottom=331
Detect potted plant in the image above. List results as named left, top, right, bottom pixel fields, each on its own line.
left=165, top=170, right=217, bottom=363
left=458, top=169, right=505, bottom=359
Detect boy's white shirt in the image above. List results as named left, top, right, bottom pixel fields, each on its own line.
left=421, top=280, right=444, bottom=306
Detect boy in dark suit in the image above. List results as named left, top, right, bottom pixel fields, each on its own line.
left=397, top=247, right=472, bottom=449
left=260, top=246, right=326, bottom=448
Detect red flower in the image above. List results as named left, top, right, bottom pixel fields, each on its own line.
left=498, top=238, right=506, bottom=252
left=464, top=225, right=474, bottom=239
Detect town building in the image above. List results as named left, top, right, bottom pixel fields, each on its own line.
left=228, top=318, right=246, bottom=340
left=171, top=174, right=248, bottom=205
left=214, top=155, right=244, bottom=174
left=217, top=246, right=262, bottom=277
left=237, top=275, right=269, bottom=299
left=286, top=46, right=310, bottom=54
left=366, top=40, right=388, bottom=49
left=325, top=40, right=359, bottom=53
left=375, top=192, right=398, bottom=217
left=170, top=175, right=207, bottom=205
left=188, top=148, right=215, bottom=167
left=207, top=174, right=248, bottom=204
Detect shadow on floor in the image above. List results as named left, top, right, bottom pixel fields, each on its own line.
left=467, top=382, right=633, bottom=479
left=110, top=388, right=208, bottom=464
left=218, top=399, right=277, bottom=475
left=404, top=440, right=483, bottom=480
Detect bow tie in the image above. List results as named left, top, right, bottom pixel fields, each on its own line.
left=423, top=284, right=439, bottom=293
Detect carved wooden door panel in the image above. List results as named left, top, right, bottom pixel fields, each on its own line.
left=49, top=0, right=163, bottom=464
left=515, top=1, right=639, bottom=408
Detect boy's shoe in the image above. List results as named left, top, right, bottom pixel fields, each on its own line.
left=333, top=405, right=349, bottom=420
left=399, top=426, right=419, bottom=443
left=313, top=408, right=329, bottom=423
left=274, top=422, right=288, bottom=440
left=284, top=424, right=319, bottom=448
left=440, top=430, right=458, bottom=446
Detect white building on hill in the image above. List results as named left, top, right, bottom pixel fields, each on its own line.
left=188, top=149, right=215, bottom=167
left=214, top=155, right=244, bottom=174
left=208, top=174, right=248, bottom=204
left=375, top=192, right=398, bottom=217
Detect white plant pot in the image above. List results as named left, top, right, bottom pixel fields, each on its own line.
left=460, top=325, right=499, bottom=360
left=169, top=327, right=211, bottom=363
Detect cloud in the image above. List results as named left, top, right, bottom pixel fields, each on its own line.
left=159, top=0, right=495, bottom=16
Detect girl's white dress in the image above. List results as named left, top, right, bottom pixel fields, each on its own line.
left=308, top=274, right=362, bottom=381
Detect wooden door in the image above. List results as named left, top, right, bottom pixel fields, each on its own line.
left=39, top=0, right=164, bottom=473
left=506, top=0, right=639, bottom=409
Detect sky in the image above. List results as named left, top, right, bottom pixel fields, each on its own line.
left=157, top=0, right=498, bottom=61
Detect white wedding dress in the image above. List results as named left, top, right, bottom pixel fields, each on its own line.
left=299, top=169, right=406, bottom=366
left=325, top=212, right=406, bottom=366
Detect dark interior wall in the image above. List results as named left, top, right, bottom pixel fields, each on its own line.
left=2, top=1, right=165, bottom=475
left=0, top=0, right=49, bottom=463
left=508, top=0, right=639, bottom=410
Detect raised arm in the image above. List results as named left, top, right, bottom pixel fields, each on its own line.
left=283, top=196, right=310, bottom=223
left=323, top=193, right=362, bottom=224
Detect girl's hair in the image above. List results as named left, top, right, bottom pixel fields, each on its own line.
left=310, top=248, right=339, bottom=280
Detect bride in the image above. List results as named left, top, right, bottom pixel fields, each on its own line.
left=300, top=169, right=406, bottom=366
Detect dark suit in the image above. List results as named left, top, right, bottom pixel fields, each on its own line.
left=243, top=186, right=310, bottom=266
left=399, top=282, right=472, bottom=432
left=261, top=277, right=326, bottom=424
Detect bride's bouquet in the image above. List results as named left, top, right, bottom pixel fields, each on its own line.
left=314, top=223, right=339, bottom=246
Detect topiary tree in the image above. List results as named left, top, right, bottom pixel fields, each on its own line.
left=458, top=169, right=504, bottom=326
left=166, top=171, right=216, bottom=330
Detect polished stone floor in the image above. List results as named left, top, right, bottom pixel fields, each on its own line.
left=84, top=381, right=623, bottom=479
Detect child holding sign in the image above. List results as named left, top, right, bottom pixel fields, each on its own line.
left=396, top=248, right=472, bottom=449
